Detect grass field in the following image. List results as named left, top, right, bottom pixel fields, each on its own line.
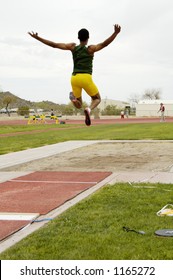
left=0, top=122, right=173, bottom=260
left=1, top=122, right=173, bottom=155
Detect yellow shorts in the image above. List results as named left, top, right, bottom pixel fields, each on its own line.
left=71, top=73, right=99, bottom=98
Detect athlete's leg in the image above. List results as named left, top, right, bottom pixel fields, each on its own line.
left=90, top=93, right=101, bottom=110
left=81, top=75, right=101, bottom=110
left=69, top=91, right=82, bottom=108
left=70, top=75, right=83, bottom=109
left=81, top=74, right=101, bottom=126
left=73, top=96, right=82, bottom=109
left=84, top=93, right=101, bottom=126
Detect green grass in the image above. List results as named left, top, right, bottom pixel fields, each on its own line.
left=0, top=122, right=173, bottom=155
left=1, top=183, right=173, bottom=260
left=0, top=123, right=74, bottom=134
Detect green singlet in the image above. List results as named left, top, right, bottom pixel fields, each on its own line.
left=72, top=45, right=94, bottom=75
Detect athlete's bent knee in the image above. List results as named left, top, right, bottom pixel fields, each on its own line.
left=91, top=93, right=101, bottom=103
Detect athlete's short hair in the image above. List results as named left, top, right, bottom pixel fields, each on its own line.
left=78, top=28, right=89, bottom=41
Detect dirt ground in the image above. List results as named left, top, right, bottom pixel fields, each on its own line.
left=3, top=142, right=173, bottom=173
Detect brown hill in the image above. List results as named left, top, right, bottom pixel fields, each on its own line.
left=0, top=91, right=61, bottom=111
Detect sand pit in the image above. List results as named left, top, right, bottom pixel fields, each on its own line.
left=3, top=142, right=173, bottom=173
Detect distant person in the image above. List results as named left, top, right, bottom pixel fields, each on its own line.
left=120, top=110, right=124, bottom=119
left=158, top=103, right=165, bottom=122
left=28, top=24, right=121, bottom=126
left=50, top=109, right=54, bottom=117
left=125, top=109, right=129, bottom=118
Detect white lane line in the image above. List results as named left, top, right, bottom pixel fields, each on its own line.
left=0, top=212, right=39, bottom=221
left=9, top=179, right=98, bottom=184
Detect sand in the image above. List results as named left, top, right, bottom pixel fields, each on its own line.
left=3, top=142, right=173, bottom=173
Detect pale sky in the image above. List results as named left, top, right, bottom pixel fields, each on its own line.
left=0, top=0, right=173, bottom=104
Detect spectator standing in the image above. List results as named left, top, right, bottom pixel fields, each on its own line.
left=158, top=103, right=165, bottom=122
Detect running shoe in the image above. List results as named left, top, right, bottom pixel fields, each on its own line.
left=69, top=92, right=77, bottom=102
left=84, top=108, right=91, bottom=126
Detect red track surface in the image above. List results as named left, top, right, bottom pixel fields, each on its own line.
left=1, top=117, right=173, bottom=126
left=0, top=171, right=111, bottom=241
left=0, top=221, right=29, bottom=241
left=67, top=117, right=173, bottom=125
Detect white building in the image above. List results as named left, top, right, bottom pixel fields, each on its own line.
left=136, top=100, right=173, bottom=117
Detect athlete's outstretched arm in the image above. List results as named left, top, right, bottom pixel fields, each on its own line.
left=88, top=24, right=121, bottom=54
left=28, top=32, right=75, bottom=50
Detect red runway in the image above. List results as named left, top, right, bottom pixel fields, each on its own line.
left=0, top=171, right=111, bottom=241
left=1, top=117, right=173, bottom=126
left=0, top=221, right=29, bottom=241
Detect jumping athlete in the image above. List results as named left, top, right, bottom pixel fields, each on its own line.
left=28, top=24, right=121, bottom=126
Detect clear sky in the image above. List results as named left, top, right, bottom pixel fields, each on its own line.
left=0, top=0, right=173, bottom=104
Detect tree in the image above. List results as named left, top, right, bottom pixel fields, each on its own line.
left=142, top=89, right=161, bottom=100
left=17, top=106, right=30, bottom=116
left=2, top=94, right=16, bottom=116
left=63, top=103, right=74, bottom=116
left=128, top=93, right=141, bottom=106
left=101, top=105, right=121, bottom=116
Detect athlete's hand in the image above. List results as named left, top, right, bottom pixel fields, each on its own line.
left=28, top=31, right=39, bottom=39
left=114, top=24, right=121, bottom=34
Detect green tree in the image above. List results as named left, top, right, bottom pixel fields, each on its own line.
left=17, top=106, right=30, bottom=116
left=101, top=105, right=121, bottom=116
left=63, top=103, right=74, bottom=115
